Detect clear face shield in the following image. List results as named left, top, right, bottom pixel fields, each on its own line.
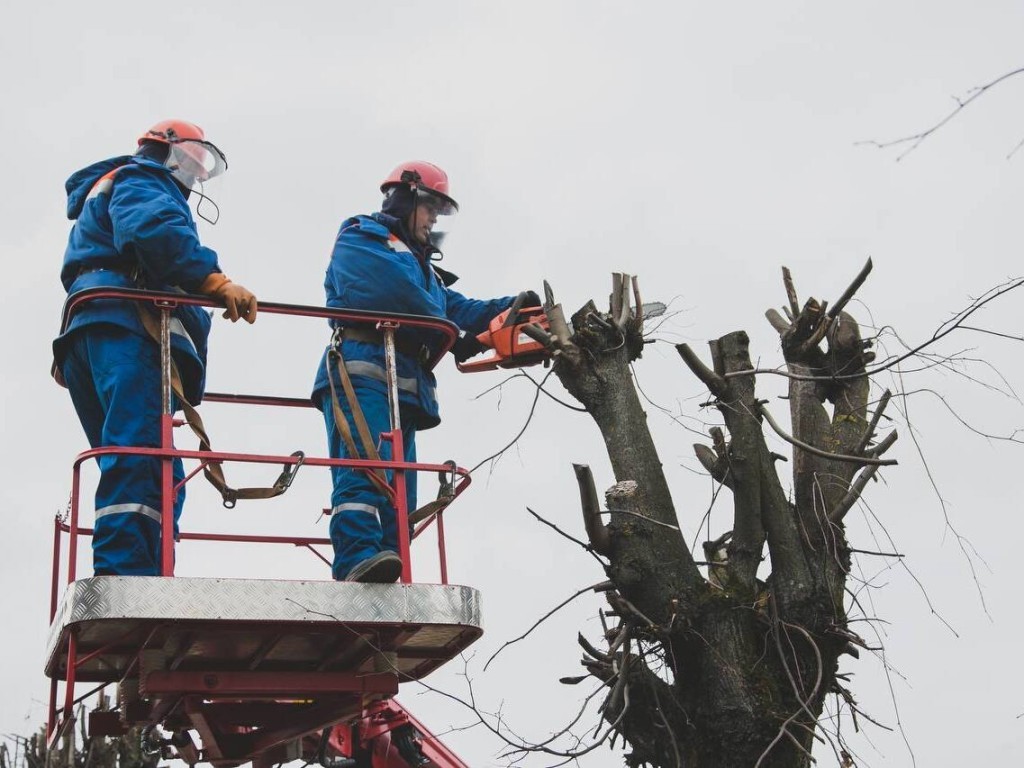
left=415, top=187, right=457, bottom=217
left=166, top=139, right=228, bottom=224
left=413, top=189, right=456, bottom=249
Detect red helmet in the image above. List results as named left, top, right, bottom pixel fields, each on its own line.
left=380, top=160, right=459, bottom=214
left=137, top=119, right=206, bottom=146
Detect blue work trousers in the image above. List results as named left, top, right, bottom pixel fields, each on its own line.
left=319, top=383, right=417, bottom=580
left=62, top=326, right=184, bottom=576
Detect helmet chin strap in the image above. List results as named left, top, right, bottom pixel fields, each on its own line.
left=193, top=181, right=221, bottom=225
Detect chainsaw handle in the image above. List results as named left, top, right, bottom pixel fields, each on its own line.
left=502, top=292, right=529, bottom=329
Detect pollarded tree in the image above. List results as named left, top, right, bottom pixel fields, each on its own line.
left=524, top=263, right=897, bottom=767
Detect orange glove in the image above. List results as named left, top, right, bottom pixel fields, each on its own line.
left=199, top=273, right=258, bottom=324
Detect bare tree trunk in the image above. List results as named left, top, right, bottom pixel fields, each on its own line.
left=540, top=265, right=892, bottom=767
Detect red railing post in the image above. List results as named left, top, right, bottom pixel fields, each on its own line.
left=437, top=512, right=449, bottom=585
left=50, top=516, right=62, bottom=621
left=62, top=632, right=77, bottom=735
left=158, top=304, right=176, bottom=576
left=388, top=430, right=412, bottom=583
left=46, top=677, right=57, bottom=744
left=67, top=468, right=81, bottom=585
left=379, top=320, right=415, bottom=584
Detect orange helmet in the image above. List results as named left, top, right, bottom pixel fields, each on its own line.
left=136, top=119, right=227, bottom=188
left=137, top=119, right=206, bottom=146
left=380, top=160, right=458, bottom=214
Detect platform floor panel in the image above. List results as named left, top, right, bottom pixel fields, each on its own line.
left=46, top=576, right=483, bottom=684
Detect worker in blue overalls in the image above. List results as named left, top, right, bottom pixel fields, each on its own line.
left=55, top=119, right=258, bottom=576
left=313, top=161, right=538, bottom=582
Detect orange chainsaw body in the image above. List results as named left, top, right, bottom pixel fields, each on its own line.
left=458, top=305, right=550, bottom=373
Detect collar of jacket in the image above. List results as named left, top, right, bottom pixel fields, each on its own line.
left=385, top=233, right=460, bottom=287
left=371, top=211, right=448, bottom=262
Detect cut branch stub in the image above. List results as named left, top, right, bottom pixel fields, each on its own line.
left=630, top=276, right=643, bottom=330
left=547, top=303, right=573, bottom=349
left=611, top=273, right=624, bottom=320
left=693, top=426, right=733, bottom=487
left=694, top=443, right=731, bottom=488
left=782, top=297, right=829, bottom=362
left=709, top=332, right=756, bottom=415
left=765, top=308, right=791, bottom=333
left=615, top=272, right=633, bottom=330
left=676, top=343, right=728, bottom=399
left=782, top=266, right=800, bottom=319
left=573, top=463, right=611, bottom=556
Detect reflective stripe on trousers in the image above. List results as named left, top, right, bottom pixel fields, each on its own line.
left=330, top=502, right=381, bottom=523
left=95, top=502, right=163, bottom=525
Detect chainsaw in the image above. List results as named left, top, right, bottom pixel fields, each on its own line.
left=456, top=293, right=668, bottom=374
left=456, top=291, right=551, bottom=373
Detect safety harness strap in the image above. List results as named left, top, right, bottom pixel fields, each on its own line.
left=136, top=304, right=303, bottom=508
left=327, top=344, right=396, bottom=503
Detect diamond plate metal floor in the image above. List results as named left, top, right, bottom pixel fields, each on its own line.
left=47, top=576, right=483, bottom=684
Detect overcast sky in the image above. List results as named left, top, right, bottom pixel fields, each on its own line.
left=3, top=1, right=1024, bottom=765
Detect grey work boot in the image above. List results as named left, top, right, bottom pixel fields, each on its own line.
left=345, top=551, right=402, bottom=583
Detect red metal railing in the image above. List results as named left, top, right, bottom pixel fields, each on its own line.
left=53, top=287, right=472, bottom=589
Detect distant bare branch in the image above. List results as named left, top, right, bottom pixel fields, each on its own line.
left=859, top=66, right=1024, bottom=160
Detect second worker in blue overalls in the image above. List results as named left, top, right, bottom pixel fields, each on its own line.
left=312, top=161, right=537, bottom=582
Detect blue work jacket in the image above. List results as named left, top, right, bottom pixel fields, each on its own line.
left=54, top=155, right=218, bottom=404
left=313, top=214, right=514, bottom=429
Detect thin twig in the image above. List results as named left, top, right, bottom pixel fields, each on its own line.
left=470, top=368, right=554, bottom=474
left=484, top=581, right=606, bottom=671
left=525, top=506, right=607, bottom=565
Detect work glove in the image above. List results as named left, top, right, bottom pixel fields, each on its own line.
left=199, top=273, right=259, bottom=324
left=452, top=334, right=488, bottom=363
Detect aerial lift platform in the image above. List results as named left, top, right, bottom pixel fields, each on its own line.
left=46, top=288, right=482, bottom=767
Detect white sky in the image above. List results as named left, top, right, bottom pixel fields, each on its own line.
left=3, top=1, right=1024, bottom=765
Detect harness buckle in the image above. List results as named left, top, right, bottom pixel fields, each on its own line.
left=438, top=459, right=458, bottom=501
left=274, top=450, right=305, bottom=493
